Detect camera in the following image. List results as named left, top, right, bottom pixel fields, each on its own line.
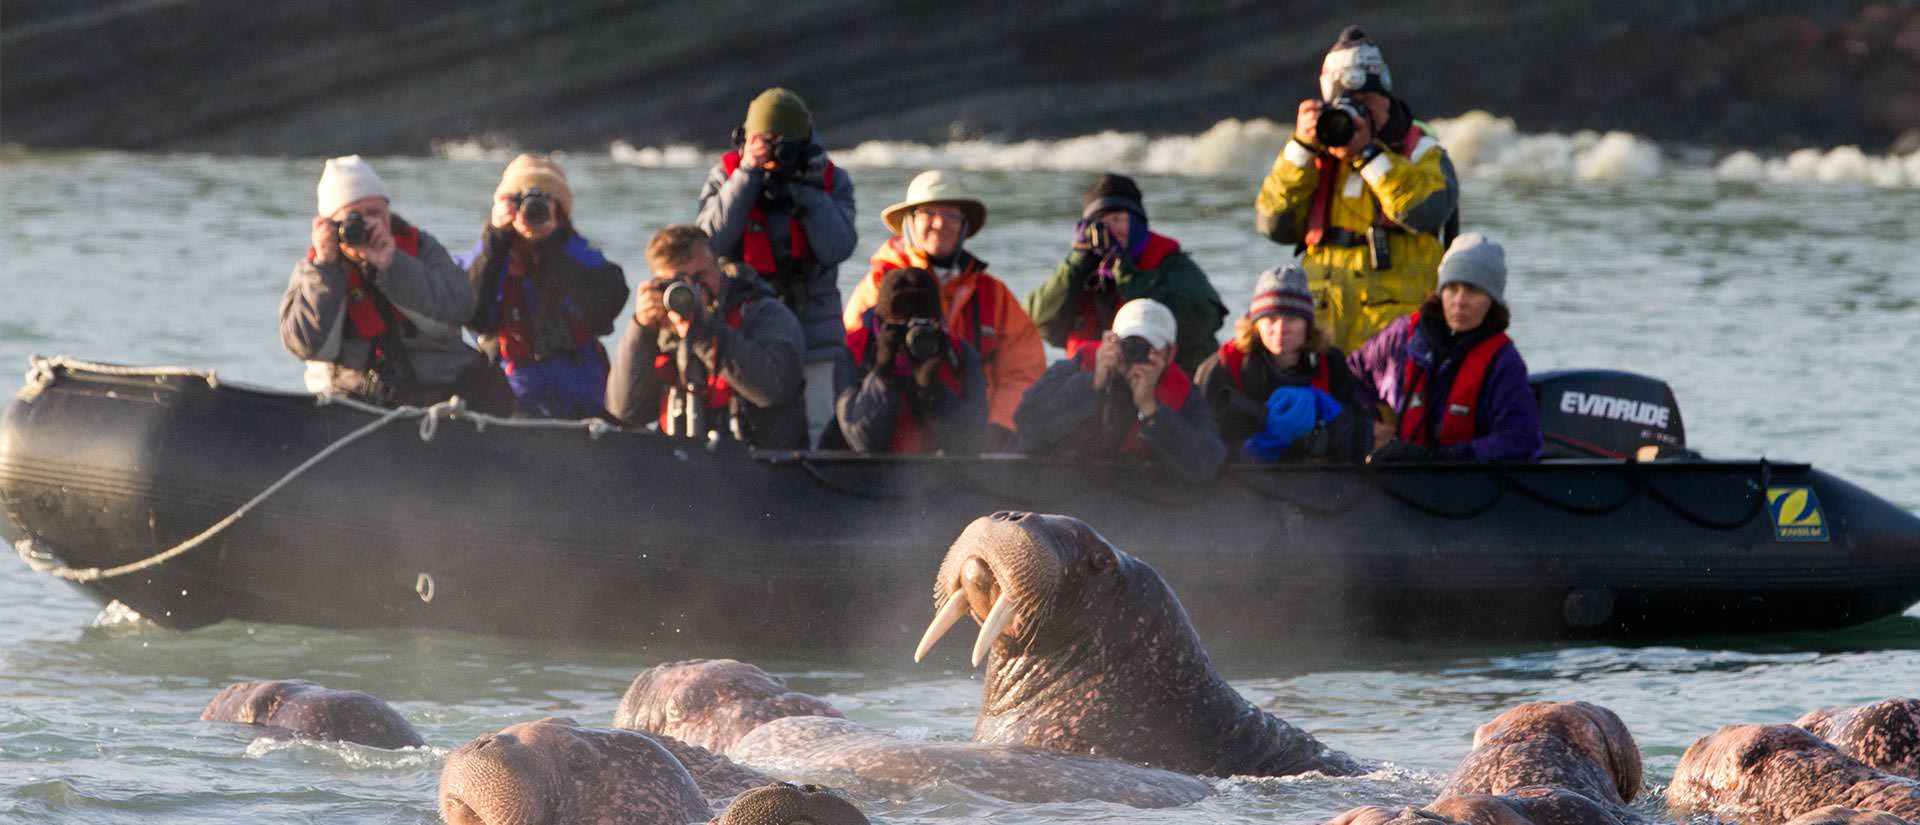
left=516, top=188, right=553, bottom=225
left=661, top=279, right=703, bottom=320
left=902, top=318, right=947, bottom=362
left=770, top=137, right=808, bottom=175
left=1117, top=335, right=1154, bottom=365
left=1314, top=95, right=1368, bottom=148
left=336, top=211, right=370, bottom=247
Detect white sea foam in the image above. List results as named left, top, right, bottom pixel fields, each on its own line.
left=608, top=140, right=703, bottom=168
left=429, top=136, right=523, bottom=162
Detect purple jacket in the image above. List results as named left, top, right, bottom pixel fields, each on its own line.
left=1347, top=315, right=1542, bottom=462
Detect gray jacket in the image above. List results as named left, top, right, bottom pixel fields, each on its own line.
left=695, top=146, right=857, bottom=364
left=605, top=276, right=809, bottom=450
left=279, top=222, right=484, bottom=396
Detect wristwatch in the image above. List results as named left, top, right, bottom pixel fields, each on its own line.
left=1352, top=143, right=1383, bottom=168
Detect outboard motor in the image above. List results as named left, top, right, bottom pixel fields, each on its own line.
left=1530, top=370, right=1686, bottom=459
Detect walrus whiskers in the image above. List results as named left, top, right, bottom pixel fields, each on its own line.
left=972, top=595, right=1017, bottom=667
left=915, top=591, right=971, bottom=662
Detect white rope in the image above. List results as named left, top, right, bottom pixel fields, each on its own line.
left=16, top=356, right=625, bottom=582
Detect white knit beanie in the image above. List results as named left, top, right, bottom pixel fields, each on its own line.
left=316, top=155, right=391, bottom=217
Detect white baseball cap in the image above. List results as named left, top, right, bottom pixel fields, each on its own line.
left=1111, top=298, right=1177, bottom=350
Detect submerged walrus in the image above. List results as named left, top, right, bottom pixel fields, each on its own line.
left=1796, top=698, right=1920, bottom=780
left=914, top=511, right=1362, bottom=778
left=200, top=679, right=425, bottom=749
left=1331, top=787, right=1636, bottom=825
left=1667, top=723, right=1920, bottom=824
left=614, top=658, right=842, bottom=753
left=713, top=782, right=869, bottom=825
left=438, top=717, right=712, bottom=825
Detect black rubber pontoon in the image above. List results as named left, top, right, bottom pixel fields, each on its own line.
left=4, top=358, right=1918, bottom=657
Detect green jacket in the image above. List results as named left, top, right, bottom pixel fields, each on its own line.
left=1026, top=235, right=1227, bottom=375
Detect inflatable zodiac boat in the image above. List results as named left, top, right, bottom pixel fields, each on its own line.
left=4, top=357, right=1918, bottom=656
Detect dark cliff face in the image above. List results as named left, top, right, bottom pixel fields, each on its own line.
left=2, top=0, right=1915, bottom=155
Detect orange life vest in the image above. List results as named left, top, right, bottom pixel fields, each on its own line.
left=1065, top=232, right=1182, bottom=361
left=721, top=151, right=838, bottom=279
left=846, top=314, right=966, bottom=454
left=1396, top=311, right=1512, bottom=447
left=653, top=303, right=747, bottom=431
left=1217, top=341, right=1330, bottom=394
left=1303, top=123, right=1424, bottom=249
left=1072, top=341, right=1192, bottom=456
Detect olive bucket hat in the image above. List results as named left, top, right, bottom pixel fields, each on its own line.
left=880, top=170, right=987, bottom=238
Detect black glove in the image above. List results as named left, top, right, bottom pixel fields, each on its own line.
left=789, top=143, right=830, bottom=189
left=870, top=325, right=903, bottom=375
left=1368, top=439, right=1443, bottom=464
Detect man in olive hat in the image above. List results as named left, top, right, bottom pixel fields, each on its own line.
left=1255, top=24, right=1461, bottom=353
left=696, top=87, right=858, bottom=448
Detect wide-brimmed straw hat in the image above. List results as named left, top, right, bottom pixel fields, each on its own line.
left=881, top=170, right=987, bottom=237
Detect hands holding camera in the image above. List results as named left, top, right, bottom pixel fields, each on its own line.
left=873, top=321, right=949, bottom=386
left=310, top=212, right=395, bottom=271
left=636, top=278, right=707, bottom=340
left=1295, top=97, right=1376, bottom=160
left=745, top=132, right=828, bottom=189
left=1095, top=331, right=1169, bottom=419
left=490, top=189, right=558, bottom=242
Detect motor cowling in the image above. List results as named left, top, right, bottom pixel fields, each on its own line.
left=1530, top=370, right=1686, bottom=459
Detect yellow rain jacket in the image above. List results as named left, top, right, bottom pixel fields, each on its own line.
left=1254, top=124, right=1458, bottom=352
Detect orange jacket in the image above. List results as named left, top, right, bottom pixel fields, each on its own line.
left=845, top=237, right=1046, bottom=432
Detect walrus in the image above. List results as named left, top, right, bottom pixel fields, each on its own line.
left=199, top=679, right=425, bottom=749
left=614, top=659, right=842, bottom=753
left=1779, top=805, right=1913, bottom=825
left=1796, top=698, right=1920, bottom=779
left=727, top=715, right=1213, bottom=807
left=1438, top=701, right=1643, bottom=810
left=1329, top=787, right=1639, bottom=825
left=711, top=781, right=869, bottom=825
left=913, top=511, right=1361, bottom=778
left=1667, top=724, right=1920, bottom=824
left=438, top=717, right=711, bottom=825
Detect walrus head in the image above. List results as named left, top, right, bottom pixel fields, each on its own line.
left=1465, top=701, right=1643, bottom=804
left=613, top=659, right=842, bottom=753
left=200, top=679, right=426, bottom=750
left=438, top=717, right=710, bottom=825
left=714, top=782, right=869, bottom=825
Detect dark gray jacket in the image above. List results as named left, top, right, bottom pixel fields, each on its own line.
left=279, top=222, right=485, bottom=395
left=828, top=340, right=989, bottom=455
left=695, top=144, right=857, bottom=364
left=605, top=276, right=809, bottom=449
left=1013, top=358, right=1227, bottom=484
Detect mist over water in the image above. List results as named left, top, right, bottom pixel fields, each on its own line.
left=1, top=124, right=1917, bottom=822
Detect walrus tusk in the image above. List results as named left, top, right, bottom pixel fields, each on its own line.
left=914, top=591, right=971, bottom=663
left=971, top=595, right=1016, bottom=667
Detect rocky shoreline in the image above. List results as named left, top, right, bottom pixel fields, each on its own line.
left=2, top=0, right=1915, bottom=155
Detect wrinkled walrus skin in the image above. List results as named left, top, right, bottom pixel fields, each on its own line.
left=1779, top=804, right=1914, bottom=825
left=614, top=658, right=842, bottom=753
left=437, top=717, right=711, bottom=825
left=200, top=679, right=425, bottom=749
left=1797, top=698, right=1920, bottom=780
left=712, top=781, right=869, bottom=825
left=1668, top=723, right=1920, bottom=825
left=1439, top=701, right=1644, bottom=811
left=924, top=511, right=1362, bottom=778
left=1329, top=788, right=1641, bottom=825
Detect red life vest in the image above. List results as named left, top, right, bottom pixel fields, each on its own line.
left=1216, top=341, right=1330, bottom=394
left=1396, top=311, right=1512, bottom=447
left=1072, top=341, right=1192, bottom=456
left=494, top=244, right=593, bottom=369
left=1065, top=232, right=1182, bottom=360
left=1303, top=123, right=1424, bottom=249
left=653, top=303, right=747, bottom=431
left=721, top=151, right=838, bottom=279
left=868, top=238, right=1001, bottom=364
left=307, top=223, right=423, bottom=341
left=846, top=315, right=966, bottom=454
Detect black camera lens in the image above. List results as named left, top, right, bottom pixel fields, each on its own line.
left=518, top=189, right=552, bottom=225
left=662, top=280, right=702, bottom=319
left=1314, top=97, right=1362, bottom=148
left=1118, top=336, right=1154, bottom=365
left=904, top=320, right=946, bottom=362
left=771, top=138, right=806, bottom=172
left=337, top=211, right=371, bottom=247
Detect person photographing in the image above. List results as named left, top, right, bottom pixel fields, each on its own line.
left=606, top=226, right=808, bottom=448
left=1254, top=25, right=1461, bottom=353
left=826, top=267, right=988, bottom=455
left=280, top=155, right=513, bottom=414
left=1014, top=298, right=1226, bottom=483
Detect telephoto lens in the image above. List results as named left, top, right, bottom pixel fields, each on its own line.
left=337, top=212, right=370, bottom=247
left=904, top=320, right=946, bottom=361
left=663, top=280, right=702, bottom=319
left=1313, top=97, right=1361, bottom=148
left=518, top=189, right=552, bottom=225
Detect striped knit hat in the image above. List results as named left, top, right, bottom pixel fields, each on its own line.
left=1248, top=265, right=1314, bottom=323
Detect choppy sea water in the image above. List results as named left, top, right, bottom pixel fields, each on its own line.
left=1, top=119, right=1918, bottom=823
